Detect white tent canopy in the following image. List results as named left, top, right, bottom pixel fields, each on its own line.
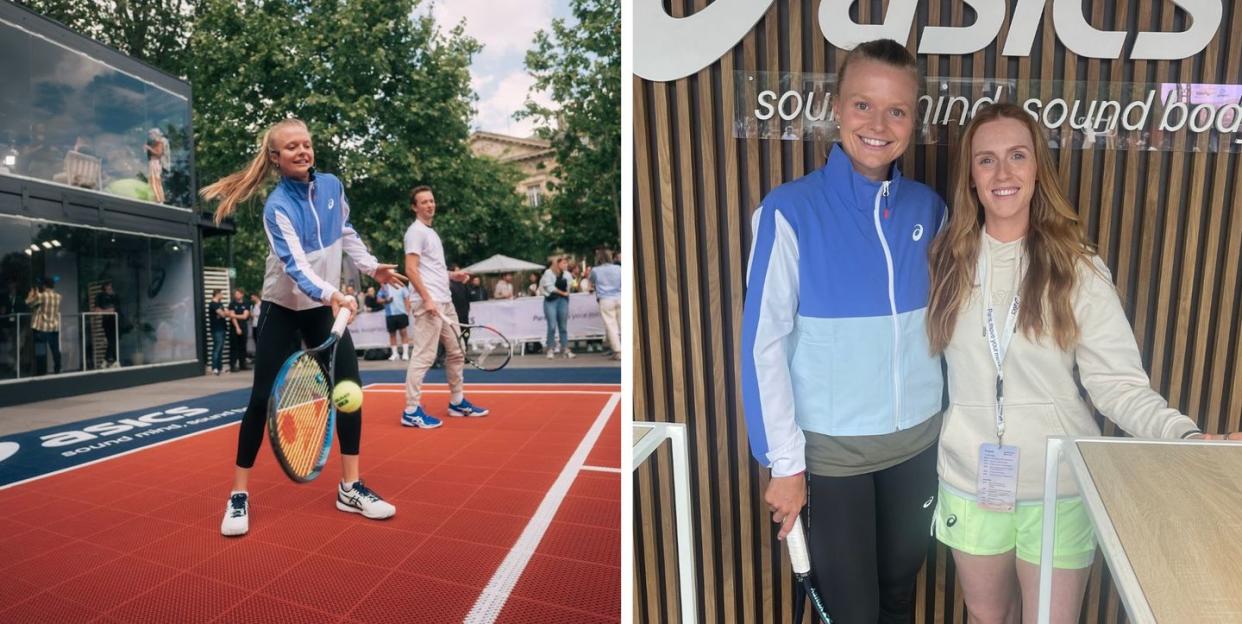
left=462, top=254, right=545, bottom=275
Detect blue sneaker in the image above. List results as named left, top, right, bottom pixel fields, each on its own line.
left=447, top=397, right=489, bottom=417
left=401, top=406, right=443, bottom=429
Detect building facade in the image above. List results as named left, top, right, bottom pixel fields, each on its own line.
left=0, top=1, right=227, bottom=406
left=467, top=131, right=557, bottom=208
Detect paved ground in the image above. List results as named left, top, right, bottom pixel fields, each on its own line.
left=0, top=351, right=620, bottom=437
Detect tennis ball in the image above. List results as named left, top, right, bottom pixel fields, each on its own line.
left=332, top=381, right=364, bottom=412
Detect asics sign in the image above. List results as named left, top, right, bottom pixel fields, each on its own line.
left=635, top=0, right=1222, bottom=82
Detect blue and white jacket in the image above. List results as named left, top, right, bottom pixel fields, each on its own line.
left=261, top=171, right=378, bottom=310
left=741, top=144, right=946, bottom=477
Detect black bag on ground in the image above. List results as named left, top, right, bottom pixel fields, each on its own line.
left=363, top=347, right=392, bottom=360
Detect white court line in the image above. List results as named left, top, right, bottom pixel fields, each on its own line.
left=464, top=392, right=621, bottom=624
left=581, top=465, right=622, bottom=474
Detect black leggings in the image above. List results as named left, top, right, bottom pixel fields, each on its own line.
left=235, top=302, right=362, bottom=468
left=805, top=443, right=938, bottom=624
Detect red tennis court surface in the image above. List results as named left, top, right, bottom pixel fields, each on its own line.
left=0, top=383, right=621, bottom=623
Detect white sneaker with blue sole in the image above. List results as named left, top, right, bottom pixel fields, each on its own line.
left=336, top=480, right=396, bottom=519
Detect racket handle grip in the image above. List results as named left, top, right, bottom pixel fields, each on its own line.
left=330, top=296, right=354, bottom=337
left=787, top=515, right=812, bottom=575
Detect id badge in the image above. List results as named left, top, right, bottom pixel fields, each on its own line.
left=977, top=443, right=1020, bottom=512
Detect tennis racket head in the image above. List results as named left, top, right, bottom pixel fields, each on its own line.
left=266, top=303, right=351, bottom=483
left=457, top=323, right=513, bottom=371
left=267, top=350, right=335, bottom=482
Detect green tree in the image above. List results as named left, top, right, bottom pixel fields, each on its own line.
left=519, top=0, right=620, bottom=255
left=190, top=0, right=539, bottom=291
left=17, top=0, right=196, bottom=76
left=19, top=0, right=546, bottom=291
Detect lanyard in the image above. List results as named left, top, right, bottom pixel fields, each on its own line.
left=978, top=232, right=1023, bottom=444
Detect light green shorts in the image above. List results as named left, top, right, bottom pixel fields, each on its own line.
left=934, top=485, right=1096, bottom=569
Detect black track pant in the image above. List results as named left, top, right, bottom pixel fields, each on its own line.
left=805, top=442, right=938, bottom=624
left=235, top=302, right=362, bottom=468
left=228, top=326, right=247, bottom=370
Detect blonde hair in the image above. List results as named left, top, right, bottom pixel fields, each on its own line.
left=200, top=118, right=308, bottom=224
left=926, top=103, right=1093, bottom=353
left=837, top=39, right=919, bottom=88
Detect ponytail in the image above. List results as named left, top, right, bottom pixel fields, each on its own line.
left=200, top=118, right=307, bottom=224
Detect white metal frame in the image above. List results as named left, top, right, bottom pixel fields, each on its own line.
left=1038, top=436, right=1242, bottom=624
left=632, top=422, right=696, bottom=624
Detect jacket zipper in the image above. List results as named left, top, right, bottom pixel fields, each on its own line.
left=871, top=181, right=901, bottom=431
left=307, top=180, right=324, bottom=249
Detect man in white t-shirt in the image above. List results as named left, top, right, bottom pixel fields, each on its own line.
left=493, top=273, right=514, bottom=299
left=400, top=185, right=489, bottom=429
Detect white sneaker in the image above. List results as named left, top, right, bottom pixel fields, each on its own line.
left=388, top=350, right=399, bottom=361
left=401, top=348, right=409, bottom=361
left=336, top=480, right=396, bottom=519
left=546, top=350, right=555, bottom=359
left=563, top=350, right=575, bottom=359
left=220, top=492, right=249, bottom=536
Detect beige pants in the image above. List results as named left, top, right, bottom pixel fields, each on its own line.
left=404, top=302, right=464, bottom=408
left=599, top=297, right=621, bottom=355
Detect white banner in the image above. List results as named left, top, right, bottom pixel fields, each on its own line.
left=346, top=293, right=605, bottom=349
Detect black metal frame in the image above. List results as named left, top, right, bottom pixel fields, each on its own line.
left=0, top=0, right=233, bottom=406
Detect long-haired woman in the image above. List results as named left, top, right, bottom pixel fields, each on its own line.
left=539, top=255, right=574, bottom=359
left=201, top=118, right=407, bottom=537
left=926, top=102, right=1235, bottom=623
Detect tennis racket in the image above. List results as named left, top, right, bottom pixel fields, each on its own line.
left=266, top=301, right=353, bottom=483
left=788, top=516, right=833, bottom=623
left=439, top=312, right=513, bottom=372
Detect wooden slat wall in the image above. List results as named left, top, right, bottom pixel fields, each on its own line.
left=633, top=1, right=1242, bottom=622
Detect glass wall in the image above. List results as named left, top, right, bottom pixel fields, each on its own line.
left=0, top=214, right=196, bottom=380
left=0, top=18, right=193, bottom=207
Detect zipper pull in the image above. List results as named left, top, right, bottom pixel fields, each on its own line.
left=881, top=181, right=891, bottom=219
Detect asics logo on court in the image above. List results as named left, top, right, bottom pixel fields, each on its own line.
left=912, top=224, right=924, bottom=241
left=0, top=441, right=18, bottom=463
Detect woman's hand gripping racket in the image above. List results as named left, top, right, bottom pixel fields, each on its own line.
left=787, top=516, right=833, bottom=623
left=266, top=301, right=353, bottom=482
left=439, top=312, right=512, bottom=371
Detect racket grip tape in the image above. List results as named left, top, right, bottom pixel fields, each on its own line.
left=787, top=515, right=812, bottom=575
left=330, top=296, right=355, bottom=337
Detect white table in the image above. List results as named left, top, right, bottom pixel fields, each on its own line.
left=632, top=422, right=696, bottom=624
left=1039, top=437, right=1242, bottom=623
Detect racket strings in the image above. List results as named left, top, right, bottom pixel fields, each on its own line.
left=462, top=326, right=511, bottom=370
left=275, top=354, right=331, bottom=478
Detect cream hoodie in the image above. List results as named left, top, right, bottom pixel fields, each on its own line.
left=937, top=232, right=1199, bottom=501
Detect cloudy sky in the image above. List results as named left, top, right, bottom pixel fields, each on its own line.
left=429, top=0, right=571, bottom=138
